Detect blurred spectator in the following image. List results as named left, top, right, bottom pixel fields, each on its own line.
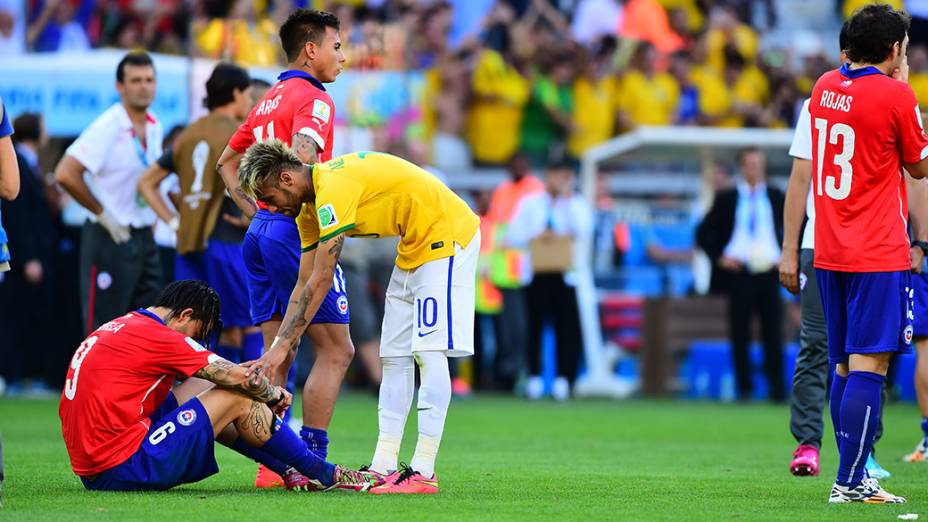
left=471, top=187, right=503, bottom=389
left=1, top=113, right=59, bottom=395
left=696, top=148, right=785, bottom=402
left=27, top=0, right=93, bottom=53
left=507, top=161, right=593, bottom=401
left=621, top=0, right=685, bottom=54
left=520, top=47, right=574, bottom=167
left=0, top=0, right=25, bottom=54
left=642, top=193, right=695, bottom=295
left=567, top=38, right=619, bottom=159
left=485, top=153, right=544, bottom=390
left=249, top=78, right=272, bottom=106
left=705, top=4, right=759, bottom=74
left=192, top=0, right=280, bottom=66
left=669, top=50, right=699, bottom=124
left=0, top=97, right=17, bottom=271
left=425, top=49, right=473, bottom=170
left=152, top=124, right=185, bottom=287
left=465, top=12, right=530, bottom=166
left=617, top=42, right=680, bottom=129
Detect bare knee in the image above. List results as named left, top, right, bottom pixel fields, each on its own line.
left=848, top=353, right=892, bottom=376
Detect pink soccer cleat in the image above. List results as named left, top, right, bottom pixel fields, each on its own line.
left=790, top=444, right=820, bottom=477
left=369, top=464, right=438, bottom=495
left=359, top=465, right=388, bottom=488
left=282, top=468, right=318, bottom=491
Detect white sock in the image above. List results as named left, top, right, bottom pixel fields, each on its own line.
left=370, top=356, right=415, bottom=474
left=409, top=351, right=451, bottom=478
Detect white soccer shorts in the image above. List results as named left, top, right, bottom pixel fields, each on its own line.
left=379, top=230, right=480, bottom=358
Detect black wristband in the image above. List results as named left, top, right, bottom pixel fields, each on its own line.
left=913, top=240, right=928, bottom=256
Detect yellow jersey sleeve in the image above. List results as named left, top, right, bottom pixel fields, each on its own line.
left=314, top=174, right=363, bottom=243
left=296, top=203, right=320, bottom=252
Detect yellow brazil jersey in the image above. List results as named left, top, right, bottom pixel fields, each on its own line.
left=568, top=75, right=618, bottom=157
left=296, top=152, right=481, bottom=270
left=617, top=71, right=680, bottom=126
left=465, top=50, right=530, bottom=164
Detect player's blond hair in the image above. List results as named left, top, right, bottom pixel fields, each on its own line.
left=238, top=139, right=304, bottom=198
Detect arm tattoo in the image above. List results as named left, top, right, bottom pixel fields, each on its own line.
left=215, top=162, right=223, bottom=174
left=292, top=133, right=319, bottom=164
left=279, top=288, right=311, bottom=354
left=233, top=187, right=258, bottom=214
left=327, top=235, right=345, bottom=258
left=194, top=359, right=278, bottom=402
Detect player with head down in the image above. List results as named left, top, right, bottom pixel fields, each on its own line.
left=809, top=3, right=928, bottom=504
left=59, top=279, right=370, bottom=492
left=238, top=143, right=480, bottom=494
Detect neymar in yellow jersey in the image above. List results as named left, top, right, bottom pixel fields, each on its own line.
left=238, top=140, right=480, bottom=494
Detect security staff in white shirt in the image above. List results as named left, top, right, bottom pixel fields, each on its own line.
left=507, top=161, right=593, bottom=401
left=54, top=52, right=164, bottom=333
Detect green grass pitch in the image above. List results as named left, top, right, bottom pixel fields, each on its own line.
left=2, top=394, right=927, bottom=521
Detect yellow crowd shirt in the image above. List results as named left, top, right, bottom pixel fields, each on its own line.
left=568, top=75, right=618, bottom=157
left=296, top=152, right=480, bottom=270
left=465, top=50, right=530, bottom=164
left=617, top=70, right=680, bottom=126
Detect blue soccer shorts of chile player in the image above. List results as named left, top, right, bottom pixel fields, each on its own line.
left=816, top=269, right=914, bottom=365
left=80, top=393, right=218, bottom=491
left=243, top=210, right=350, bottom=326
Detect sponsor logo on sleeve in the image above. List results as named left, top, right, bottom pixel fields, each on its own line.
left=318, top=204, right=338, bottom=229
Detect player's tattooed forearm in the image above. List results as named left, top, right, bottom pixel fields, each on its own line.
left=246, top=401, right=272, bottom=439
left=291, top=133, right=318, bottom=164
left=195, top=359, right=237, bottom=383
left=233, top=187, right=258, bottom=214
left=279, top=289, right=311, bottom=353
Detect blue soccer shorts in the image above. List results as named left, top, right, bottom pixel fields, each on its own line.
left=242, top=210, right=349, bottom=325
left=80, top=393, right=218, bottom=491
left=175, top=239, right=253, bottom=328
left=816, top=268, right=914, bottom=364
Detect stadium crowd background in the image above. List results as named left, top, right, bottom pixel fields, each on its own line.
left=2, top=0, right=926, bottom=400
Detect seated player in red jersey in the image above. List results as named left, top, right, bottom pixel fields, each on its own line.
left=58, top=279, right=370, bottom=492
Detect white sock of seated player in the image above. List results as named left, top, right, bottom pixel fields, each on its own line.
left=370, top=355, right=415, bottom=474
left=409, top=351, right=451, bottom=479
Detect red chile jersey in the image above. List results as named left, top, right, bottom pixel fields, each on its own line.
left=810, top=64, right=928, bottom=272
left=58, top=310, right=214, bottom=476
left=228, top=70, right=335, bottom=162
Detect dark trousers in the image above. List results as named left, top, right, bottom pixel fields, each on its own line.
left=790, top=249, right=884, bottom=447
left=79, top=223, right=162, bottom=334
left=526, top=273, right=582, bottom=383
left=727, top=268, right=785, bottom=401
left=790, top=249, right=829, bottom=446
left=497, top=288, right=529, bottom=388
left=0, top=258, right=55, bottom=385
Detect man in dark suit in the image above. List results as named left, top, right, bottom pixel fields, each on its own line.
left=697, top=147, right=785, bottom=402
left=0, top=113, right=59, bottom=392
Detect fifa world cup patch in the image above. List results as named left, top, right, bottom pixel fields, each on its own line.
left=177, top=408, right=197, bottom=426
left=312, top=99, right=331, bottom=124
left=318, top=204, right=338, bottom=228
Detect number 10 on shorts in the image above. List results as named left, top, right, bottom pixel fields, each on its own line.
left=417, top=297, right=439, bottom=334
